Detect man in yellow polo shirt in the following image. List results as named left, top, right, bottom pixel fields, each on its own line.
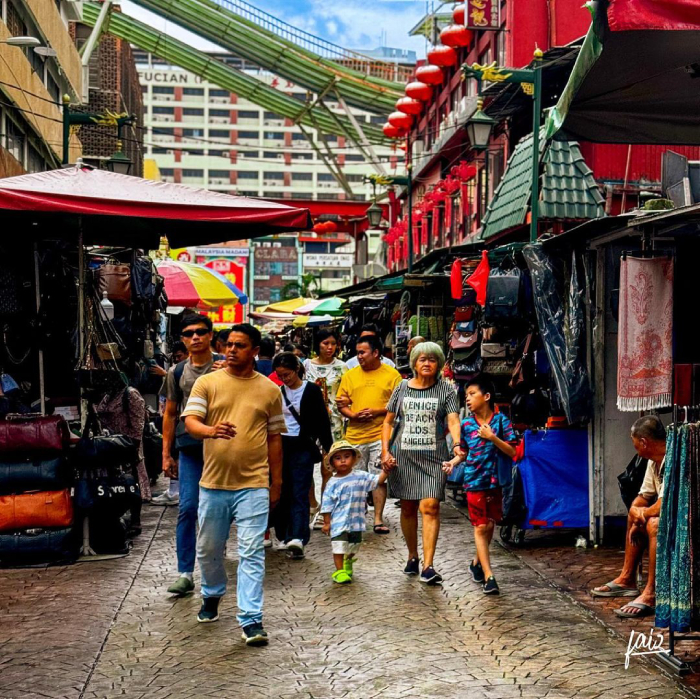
left=337, top=334, right=401, bottom=534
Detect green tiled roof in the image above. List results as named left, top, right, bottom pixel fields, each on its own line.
left=481, top=132, right=604, bottom=240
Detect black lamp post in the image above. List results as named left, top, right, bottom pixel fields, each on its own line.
left=467, top=98, right=496, bottom=220
left=106, top=141, right=132, bottom=175
left=366, top=200, right=383, bottom=228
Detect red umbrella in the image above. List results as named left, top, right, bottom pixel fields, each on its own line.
left=0, top=164, right=312, bottom=247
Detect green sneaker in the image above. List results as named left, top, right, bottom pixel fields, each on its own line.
left=332, top=569, right=353, bottom=585
left=167, top=576, right=195, bottom=596
left=343, top=556, right=354, bottom=578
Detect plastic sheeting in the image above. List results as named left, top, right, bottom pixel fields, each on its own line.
left=523, top=244, right=592, bottom=424
left=519, top=429, right=589, bottom=529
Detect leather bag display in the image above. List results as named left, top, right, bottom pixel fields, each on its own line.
left=510, top=333, right=536, bottom=391
left=484, top=262, right=526, bottom=325
left=96, top=264, right=132, bottom=306
left=0, top=414, right=69, bottom=455
left=0, top=457, right=68, bottom=495
left=0, top=489, right=74, bottom=532
left=0, top=527, right=77, bottom=562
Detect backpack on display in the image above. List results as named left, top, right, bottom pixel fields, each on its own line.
left=484, top=259, right=527, bottom=325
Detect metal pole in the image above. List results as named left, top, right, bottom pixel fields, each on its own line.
left=484, top=149, right=490, bottom=220
left=407, top=163, right=413, bottom=273
left=62, top=95, right=70, bottom=165
left=33, top=243, right=45, bottom=414
left=530, top=67, right=542, bottom=242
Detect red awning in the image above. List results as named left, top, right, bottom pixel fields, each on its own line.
left=0, top=165, right=312, bottom=247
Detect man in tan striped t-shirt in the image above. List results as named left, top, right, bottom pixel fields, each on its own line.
left=183, top=323, right=285, bottom=646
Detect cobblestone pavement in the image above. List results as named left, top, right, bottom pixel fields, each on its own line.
left=0, top=501, right=696, bottom=699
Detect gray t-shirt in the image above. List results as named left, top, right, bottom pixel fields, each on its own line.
left=165, top=357, right=218, bottom=439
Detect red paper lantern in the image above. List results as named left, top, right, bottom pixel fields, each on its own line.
left=452, top=3, right=465, bottom=25
left=382, top=122, right=406, bottom=138
left=405, top=81, right=433, bottom=102
left=440, top=24, right=473, bottom=48
left=323, top=220, right=338, bottom=233
left=427, top=45, right=458, bottom=67
left=415, top=65, right=444, bottom=86
left=313, top=221, right=325, bottom=233
left=395, top=96, right=423, bottom=116
left=388, top=111, right=413, bottom=130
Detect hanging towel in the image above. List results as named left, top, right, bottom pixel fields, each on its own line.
left=617, top=256, right=673, bottom=411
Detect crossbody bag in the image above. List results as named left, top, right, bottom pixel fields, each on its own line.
left=388, top=380, right=410, bottom=455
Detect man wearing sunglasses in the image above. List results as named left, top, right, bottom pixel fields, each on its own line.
left=162, top=314, right=225, bottom=597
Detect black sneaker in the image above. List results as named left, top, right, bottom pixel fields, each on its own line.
left=197, top=596, right=220, bottom=623
left=241, top=622, right=269, bottom=646
left=469, top=560, right=485, bottom=584
left=483, top=576, right=500, bottom=595
left=404, top=557, right=420, bottom=576
left=419, top=566, right=443, bottom=586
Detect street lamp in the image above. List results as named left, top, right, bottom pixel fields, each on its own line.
left=366, top=200, right=383, bottom=228
left=106, top=142, right=132, bottom=175
left=466, top=98, right=496, bottom=152
left=0, top=36, right=41, bottom=47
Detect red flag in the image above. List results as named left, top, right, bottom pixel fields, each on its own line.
left=450, top=258, right=463, bottom=300
left=466, top=250, right=490, bottom=306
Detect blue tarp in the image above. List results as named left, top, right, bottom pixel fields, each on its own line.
left=519, top=429, right=589, bottom=529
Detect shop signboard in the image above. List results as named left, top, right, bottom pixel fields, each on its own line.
left=303, top=253, right=354, bottom=268
left=465, top=0, right=500, bottom=30
left=254, top=246, right=298, bottom=262
left=194, top=247, right=249, bottom=257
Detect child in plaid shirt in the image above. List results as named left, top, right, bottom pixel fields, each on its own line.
left=320, top=439, right=388, bottom=584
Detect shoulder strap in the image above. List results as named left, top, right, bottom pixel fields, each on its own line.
left=395, top=379, right=409, bottom=414
left=173, top=359, right=188, bottom=409
left=281, top=385, right=303, bottom=426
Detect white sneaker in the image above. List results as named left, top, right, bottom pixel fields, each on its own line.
left=286, top=539, right=304, bottom=557
left=274, top=538, right=288, bottom=551
left=151, top=492, right=179, bottom=506
left=263, top=538, right=272, bottom=549
left=311, top=511, right=324, bottom=530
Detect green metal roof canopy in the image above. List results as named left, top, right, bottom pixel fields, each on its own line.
left=82, top=4, right=389, bottom=144
left=481, top=133, right=604, bottom=240
left=128, top=0, right=404, bottom=114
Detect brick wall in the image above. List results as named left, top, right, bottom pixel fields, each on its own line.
left=75, top=33, right=144, bottom=176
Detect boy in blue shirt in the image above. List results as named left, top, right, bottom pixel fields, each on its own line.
left=443, top=378, right=516, bottom=595
left=321, top=439, right=389, bottom=584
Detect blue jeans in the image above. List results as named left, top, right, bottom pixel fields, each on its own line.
left=197, top=486, right=269, bottom=627
left=272, top=438, right=315, bottom=545
left=176, top=448, right=203, bottom=574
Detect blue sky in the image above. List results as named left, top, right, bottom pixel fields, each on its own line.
left=121, top=0, right=429, bottom=57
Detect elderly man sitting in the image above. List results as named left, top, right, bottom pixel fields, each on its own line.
left=590, top=415, right=666, bottom=619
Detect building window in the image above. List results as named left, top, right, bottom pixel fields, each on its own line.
left=210, top=89, right=229, bottom=98
left=264, top=151, right=282, bottom=158
left=238, top=130, right=258, bottom=139
left=238, top=110, right=258, bottom=119
left=209, top=169, right=230, bottom=178
left=183, top=128, right=204, bottom=137
left=345, top=154, right=364, bottom=162
left=153, top=127, right=175, bottom=136
left=6, top=1, right=27, bottom=37
left=183, top=88, right=204, bottom=96
left=238, top=171, right=259, bottom=179
left=153, top=86, right=174, bottom=95
left=152, top=147, right=169, bottom=154
left=153, top=106, right=175, bottom=114
left=183, top=108, right=204, bottom=116
left=182, top=169, right=203, bottom=177
left=238, top=190, right=258, bottom=197
left=292, top=133, right=306, bottom=141
left=210, top=109, right=229, bottom=117
left=26, top=143, right=45, bottom=173
left=4, top=117, right=24, bottom=163
left=318, top=173, right=335, bottom=182
left=209, top=149, right=228, bottom=157
left=345, top=174, right=365, bottom=183
left=369, top=115, right=384, bottom=125
left=264, top=131, right=284, bottom=140
left=292, top=172, right=313, bottom=181
left=239, top=150, right=259, bottom=158
left=263, top=171, right=284, bottom=180
left=160, top=168, right=174, bottom=176
left=293, top=152, right=313, bottom=160
left=185, top=149, right=204, bottom=156
left=46, top=74, right=60, bottom=104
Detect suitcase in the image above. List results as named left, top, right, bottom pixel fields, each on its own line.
left=0, top=458, right=69, bottom=495
left=0, top=527, right=77, bottom=563
left=0, top=414, right=69, bottom=455
left=0, top=489, right=74, bottom=532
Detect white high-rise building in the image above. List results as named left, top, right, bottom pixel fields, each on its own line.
left=135, top=51, right=398, bottom=201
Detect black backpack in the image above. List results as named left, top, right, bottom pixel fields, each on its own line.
left=484, top=261, right=527, bottom=325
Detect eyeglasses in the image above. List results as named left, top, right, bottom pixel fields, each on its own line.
left=181, top=328, right=210, bottom=338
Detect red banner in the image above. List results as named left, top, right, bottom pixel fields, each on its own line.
left=609, top=0, right=700, bottom=31
left=421, top=219, right=428, bottom=246
left=201, top=258, right=245, bottom=325
left=466, top=0, right=500, bottom=30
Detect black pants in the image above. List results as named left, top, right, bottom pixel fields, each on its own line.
left=271, top=436, right=316, bottom=545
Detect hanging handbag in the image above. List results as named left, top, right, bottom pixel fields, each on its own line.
left=0, top=457, right=69, bottom=495
left=617, top=454, right=648, bottom=510
left=74, top=409, right=139, bottom=470
left=484, top=257, right=526, bottom=325
left=0, top=414, right=69, bottom=455
left=96, top=263, right=132, bottom=306
left=450, top=330, right=479, bottom=350
left=509, top=333, right=536, bottom=390
left=0, top=489, right=74, bottom=532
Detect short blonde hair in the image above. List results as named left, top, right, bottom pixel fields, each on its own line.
left=409, top=341, right=445, bottom=376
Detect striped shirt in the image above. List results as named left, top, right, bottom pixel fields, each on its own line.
left=181, top=370, right=286, bottom=491
left=320, top=471, right=379, bottom=537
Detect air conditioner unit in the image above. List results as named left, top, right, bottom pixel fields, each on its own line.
left=263, top=179, right=283, bottom=186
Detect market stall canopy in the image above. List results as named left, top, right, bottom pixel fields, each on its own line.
left=0, top=164, right=312, bottom=248
left=262, top=297, right=314, bottom=314
left=546, top=0, right=700, bottom=144
left=292, top=315, right=338, bottom=328
left=293, top=297, right=345, bottom=316
left=156, top=260, right=247, bottom=309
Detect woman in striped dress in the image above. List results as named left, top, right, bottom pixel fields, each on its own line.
left=381, top=342, right=461, bottom=585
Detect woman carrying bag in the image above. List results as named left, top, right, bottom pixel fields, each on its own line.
left=381, top=342, right=461, bottom=586
left=272, top=352, right=333, bottom=558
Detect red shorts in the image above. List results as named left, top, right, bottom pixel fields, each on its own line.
left=466, top=488, right=503, bottom=526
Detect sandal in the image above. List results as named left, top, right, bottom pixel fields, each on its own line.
left=590, top=581, right=639, bottom=598
left=614, top=601, right=655, bottom=618
left=373, top=523, right=390, bottom=535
